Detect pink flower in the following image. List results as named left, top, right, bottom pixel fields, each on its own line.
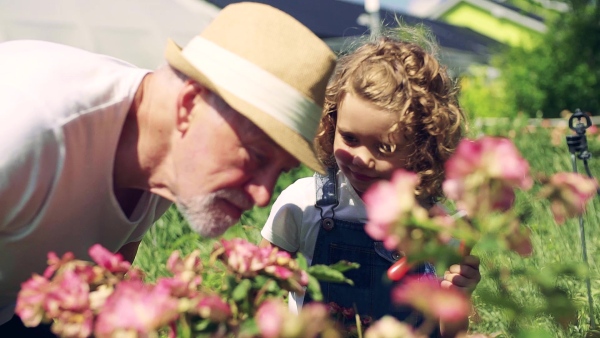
left=157, top=278, right=201, bottom=305
left=51, top=309, right=94, bottom=338
left=446, top=137, right=532, bottom=188
left=256, top=300, right=286, bottom=338
left=72, top=265, right=105, bottom=285
left=257, top=301, right=334, bottom=338
left=551, top=125, right=568, bottom=146
left=161, top=251, right=203, bottom=298
left=94, top=280, right=179, bottom=337
left=89, top=285, right=114, bottom=312
left=275, top=250, right=293, bottom=266
left=43, top=251, right=75, bottom=279
left=220, top=238, right=268, bottom=276
left=88, top=244, right=131, bottom=274
left=215, top=239, right=308, bottom=295
left=297, top=302, right=334, bottom=337
left=156, top=276, right=195, bottom=298
left=195, top=294, right=232, bottom=322
left=429, top=206, right=456, bottom=245
left=341, top=306, right=355, bottom=319
left=392, top=276, right=471, bottom=323
left=44, top=270, right=90, bottom=317
left=444, top=137, right=532, bottom=216
left=364, top=170, right=428, bottom=250
left=16, top=274, right=53, bottom=327
left=264, top=265, right=294, bottom=279
left=166, top=250, right=203, bottom=276
left=506, top=221, right=533, bottom=256
left=166, top=251, right=181, bottom=270
left=326, top=302, right=342, bottom=316
left=539, top=172, right=598, bottom=224
left=364, top=316, right=420, bottom=338
left=299, top=270, right=309, bottom=286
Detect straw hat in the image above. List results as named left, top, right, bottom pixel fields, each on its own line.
left=165, top=2, right=336, bottom=174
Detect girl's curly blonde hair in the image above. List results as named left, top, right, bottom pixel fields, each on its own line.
left=315, top=32, right=466, bottom=202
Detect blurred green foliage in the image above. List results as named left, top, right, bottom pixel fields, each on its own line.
left=459, top=1, right=600, bottom=118
left=137, top=118, right=600, bottom=337
left=459, top=65, right=513, bottom=119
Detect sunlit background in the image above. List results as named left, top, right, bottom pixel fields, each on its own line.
left=2, top=1, right=599, bottom=336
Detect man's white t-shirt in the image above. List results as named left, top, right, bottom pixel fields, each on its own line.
left=0, top=40, right=172, bottom=324
left=261, top=170, right=367, bottom=313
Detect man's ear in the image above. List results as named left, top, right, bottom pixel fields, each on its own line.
left=176, top=81, right=205, bottom=133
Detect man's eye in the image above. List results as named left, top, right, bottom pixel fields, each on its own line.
left=253, top=151, right=269, bottom=167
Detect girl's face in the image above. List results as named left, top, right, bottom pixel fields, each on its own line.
left=333, top=93, right=409, bottom=196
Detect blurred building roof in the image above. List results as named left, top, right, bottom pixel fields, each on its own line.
left=0, top=0, right=220, bottom=69
left=208, top=0, right=504, bottom=75
left=427, top=0, right=546, bottom=33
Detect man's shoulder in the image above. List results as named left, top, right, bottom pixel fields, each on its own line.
left=0, top=40, right=147, bottom=102
left=0, top=40, right=137, bottom=68
left=0, top=84, right=57, bottom=150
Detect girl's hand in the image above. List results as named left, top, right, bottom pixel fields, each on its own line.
left=441, top=255, right=481, bottom=295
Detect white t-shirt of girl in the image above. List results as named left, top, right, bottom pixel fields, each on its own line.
left=261, top=170, right=366, bottom=314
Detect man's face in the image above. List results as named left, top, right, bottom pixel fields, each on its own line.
left=172, top=91, right=299, bottom=237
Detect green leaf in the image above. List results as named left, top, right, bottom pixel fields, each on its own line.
left=308, top=265, right=355, bottom=285
left=239, top=318, right=260, bottom=336
left=516, top=328, right=555, bottom=338
left=324, top=260, right=360, bottom=273
left=193, top=318, right=215, bottom=331
left=224, top=275, right=237, bottom=290
left=475, top=235, right=502, bottom=253
left=306, top=274, right=323, bottom=302
left=252, top=275, right=270, bottom=289
left=296, top=253, right=308, bottom=271
left=231, top=279, right=252, bottom=301
left=585, top=330, right=600, bottom=338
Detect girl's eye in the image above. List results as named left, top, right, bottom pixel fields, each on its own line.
left=341, top=133, right=357, bottom=144
left=378, top=143, right=396, bottom=155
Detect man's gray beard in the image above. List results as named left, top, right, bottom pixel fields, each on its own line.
left=176, top=190, right=245, bottom=238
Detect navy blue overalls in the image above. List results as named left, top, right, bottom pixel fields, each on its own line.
left=305, top=168, right=441, bottom=337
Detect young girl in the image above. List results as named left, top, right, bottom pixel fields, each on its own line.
left=260, top=34, right=480, bottom=337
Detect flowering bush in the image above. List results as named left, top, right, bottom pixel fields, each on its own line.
left=16, top=136, right=599, bottom=338
left=365, top=136, right=596, bottom=269
left=363, top=136, right=598, bottom=337
left=16, top=240, right=356, bottom=338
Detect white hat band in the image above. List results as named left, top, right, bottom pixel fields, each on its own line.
left=181, top=36, right=322, bottom=141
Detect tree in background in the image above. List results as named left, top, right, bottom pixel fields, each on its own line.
left=460, top=0, right=600, bottom=118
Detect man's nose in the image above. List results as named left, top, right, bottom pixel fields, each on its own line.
left=245, top=178, right=275, bottom=207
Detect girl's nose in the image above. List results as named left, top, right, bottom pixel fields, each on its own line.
left=352, top=147, right=374, bottom=169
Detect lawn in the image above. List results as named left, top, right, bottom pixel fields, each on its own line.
left=135, top=116, right=600, bottom=337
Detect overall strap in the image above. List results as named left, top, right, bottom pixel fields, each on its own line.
left=315, top=167, right=339, bottom=207
left=314, top=167, right=339, bottom=230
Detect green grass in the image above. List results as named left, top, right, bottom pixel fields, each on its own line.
left=135, top=118, right=600, bottom=337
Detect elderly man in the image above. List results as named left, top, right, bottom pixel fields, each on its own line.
left=0, top=2, right=336, bottom=335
